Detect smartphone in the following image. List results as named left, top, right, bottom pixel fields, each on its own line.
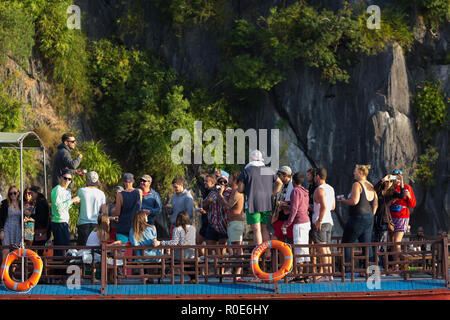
left=390, top=175, right=397, bottom=180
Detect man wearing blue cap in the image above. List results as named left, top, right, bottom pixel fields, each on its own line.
left=112, top=173, right=142, bottom=243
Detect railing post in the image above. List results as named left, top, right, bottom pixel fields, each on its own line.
left=100, top=241, right=107, bottom=295
left=441, top=232, right=449, bottom=288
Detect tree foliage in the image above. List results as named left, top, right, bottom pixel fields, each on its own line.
left=0, top=0, right=35, bottom=68
left=223, top=1, right=414, bottom=90
left=413, top=81, right=448, bottom=145
left=0, top=86, right=39, bottom=187
left=90, top=40, right=196, bottom=198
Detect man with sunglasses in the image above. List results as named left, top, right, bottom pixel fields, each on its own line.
left=51, top=169, right=80, bottom=257
left=52, top=133, right=83, bottom=188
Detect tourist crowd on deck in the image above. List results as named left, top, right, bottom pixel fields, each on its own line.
left=0, top=133, right=417, bottom=282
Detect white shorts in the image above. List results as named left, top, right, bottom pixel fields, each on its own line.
left=293, top=222, right=311, bottom=263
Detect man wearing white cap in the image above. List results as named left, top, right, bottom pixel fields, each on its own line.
left=76, top=171, right=106, bottom=245
left=238, top=150, right=283, bottom=246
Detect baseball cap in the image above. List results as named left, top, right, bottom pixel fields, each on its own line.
left=114, top=186, right=124, bottom=192
left=140, top=174, right=152, bottom=182
left=277, top=166, right=292, bottom=176
left=122, top=173, right=134, bottom=183
left=86, top=171, right=99, bottom=186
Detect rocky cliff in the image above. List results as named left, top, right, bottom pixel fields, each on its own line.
left=1, top=0, right=447, bottom=235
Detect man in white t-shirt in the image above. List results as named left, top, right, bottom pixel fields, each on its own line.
left=312, top=168, right=335, bottom=281
left=77, top=171, right=106, bottom=245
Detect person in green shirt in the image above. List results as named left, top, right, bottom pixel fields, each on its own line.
left=51, top=169, right=80, bottom=256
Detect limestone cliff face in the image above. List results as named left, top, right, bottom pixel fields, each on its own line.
left=2, top=0, right=446, bottom=235
left=75, top=0, right=449, bottom=235
left=246, top=43, right=422, bottom=234
left=0, top=54, right=67, bottom=154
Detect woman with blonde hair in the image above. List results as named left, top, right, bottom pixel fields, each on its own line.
left=338, top=164, right=378, bottom=268
left=0, top=186, right=23, bottom=260
left=129, top=210, right=160, bottom=262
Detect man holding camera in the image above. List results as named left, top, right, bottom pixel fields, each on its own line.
left=202, top=172, right=231, bottom=245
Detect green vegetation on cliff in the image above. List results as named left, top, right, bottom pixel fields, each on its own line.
left=411, top=81, right=448, bottom=187
left=223, top=1, right=414, bottom=90
left=0, top=83, right=38, bottom=186
left=0, top=1, right=34, bottom=69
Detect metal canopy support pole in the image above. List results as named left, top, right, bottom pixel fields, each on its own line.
left=43, top=147, right=48, bottom=199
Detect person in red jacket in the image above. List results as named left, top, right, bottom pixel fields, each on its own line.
left=389, top=170, right=416, bottom=270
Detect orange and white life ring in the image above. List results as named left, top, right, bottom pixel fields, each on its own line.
left=1, top=249, right=43, bottom=291
left=250, top=240, right=293, bottom=282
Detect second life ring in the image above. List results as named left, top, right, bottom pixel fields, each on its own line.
left=1, top=249, right=43, bottom=292
left=250, top=240, right=293, bottom=282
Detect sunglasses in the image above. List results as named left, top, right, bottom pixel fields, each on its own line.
left=9, top=191, right=18, bottom=196
left=140, top=180, right=149, bottom=183
left=218, top=180, right=227, bottom=185
left=62, top=176, right=72, bottom=181
left=67, top=140, right=76, bottom=143
left=393, top=170, right=403, bottom=175
left=25, top=192, right=32, bottom=196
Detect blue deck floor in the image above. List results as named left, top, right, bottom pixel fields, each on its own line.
left=0, top=275, right=448, bottom=298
